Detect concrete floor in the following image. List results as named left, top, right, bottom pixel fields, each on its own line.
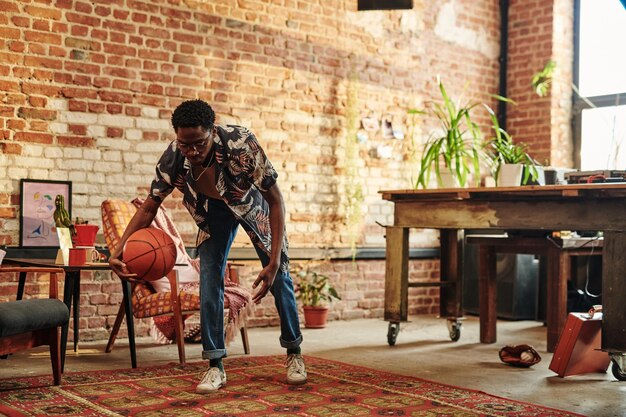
left=1, top=316, right=624, bottom=417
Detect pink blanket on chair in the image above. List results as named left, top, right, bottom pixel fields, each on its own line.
left=132, top=199, right=252, bottom=345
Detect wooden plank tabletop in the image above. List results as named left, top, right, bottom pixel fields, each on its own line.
left=3, top=258, right=111, bottom=271
left=380, top=183, right=626, bottom=201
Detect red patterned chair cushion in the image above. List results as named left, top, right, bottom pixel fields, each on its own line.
left=101, top=199, right=200, bottom=316
left=133, top=290, right=199, bottom=318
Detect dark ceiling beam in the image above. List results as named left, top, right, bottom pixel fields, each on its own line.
left=358, top=0, right=413, bottom=11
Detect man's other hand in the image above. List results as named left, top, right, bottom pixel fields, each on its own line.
left=252, top=264, right=279, bottom=304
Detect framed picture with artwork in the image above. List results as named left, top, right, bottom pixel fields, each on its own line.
left=19, top=179, right=72, bottom=248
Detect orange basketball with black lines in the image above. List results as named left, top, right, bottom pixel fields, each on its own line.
left=123, top=227, right=176, bottom=281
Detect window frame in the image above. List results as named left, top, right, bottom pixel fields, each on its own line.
left=572, top=0, right=626, bottom=169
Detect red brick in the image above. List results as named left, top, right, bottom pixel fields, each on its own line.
left=142, top=131, right=159, bottom=141
left=24, top=56, right=63, bottom=69
left=111, top=80, right=129, bottom=90
left=0, top=143, right=22, bottom=154
left=0, top=0, right=18, bottom=12
left=17, top=107, right=56, bottom=120
left=88, top=102, right=105, bottom=113
left=14, top=131, right=53, bottom=144
left=93, top=77, right=110, bottom=88
left=58, top=135, right=96, bottom=147
left=125, top=106, right=141, bottom=117
left=30, top=120, right=49, bottom=131
left=0, top=28, right=20, bottom=40
left=68, top=99, right=87, bottom=112
left=106, top=103, right=123, bottom=114
left=65, top=12, right=101, bottom=27
left=61, top=87, right=97, bottom=99
left=107, top=127, right=123, bottom=138
left=0, top=51, right=22, bottom=65
left=10, top=16, right=29, bottom=28
left=98, top=91, right=133, bottom=103
left=69, top=124, right=87, bottom=135
left=7, top=119, right=26, bottom=130
left=24, top=31, right=62, bottom=45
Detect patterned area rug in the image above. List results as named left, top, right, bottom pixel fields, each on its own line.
left=0, top=355, right=582, bottom=417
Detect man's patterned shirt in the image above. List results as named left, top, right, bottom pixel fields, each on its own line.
left=149, top=125, right=289, bottom=272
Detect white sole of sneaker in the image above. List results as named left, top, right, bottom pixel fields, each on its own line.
left=287, top=378, right=307, bottom=385
left=196, top=383, right=225, bottom=394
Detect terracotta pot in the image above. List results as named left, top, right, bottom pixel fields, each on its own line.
left=303, top=305, right=329, bottom=329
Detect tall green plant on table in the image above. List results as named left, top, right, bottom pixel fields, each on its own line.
left=410, top=79, right=483, bottom=189
left=483, top=101, right=538, bottom=185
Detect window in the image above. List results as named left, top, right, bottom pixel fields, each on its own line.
left=574, top=0, right=626, bottom=170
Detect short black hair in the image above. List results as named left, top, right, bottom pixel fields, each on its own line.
left=171, top=99, right=215, bottom=131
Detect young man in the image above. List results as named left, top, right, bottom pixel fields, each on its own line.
left=109, top=99, right=306, bottom=392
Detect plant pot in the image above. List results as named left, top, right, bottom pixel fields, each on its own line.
left=435, top=167, right=475, bottom=189
left=303, top=305, right=329, bottom=329
left=73, top=224, right=99, bottom=247
left=497, top=164, right=524, bottom=187
left=437, top=168, right=459, bottom=188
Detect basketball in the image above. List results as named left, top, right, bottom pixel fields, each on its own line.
left=123, top=227, right=177, bottom=281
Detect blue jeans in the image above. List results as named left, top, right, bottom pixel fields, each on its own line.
left=198, top=198, right=302, bottom=360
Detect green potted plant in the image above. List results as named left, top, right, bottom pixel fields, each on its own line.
left=410, top=79, right=484, bottom=189
left=292, top=264, right=341, bottom=328
left=483, top=103, right=539, bottom=186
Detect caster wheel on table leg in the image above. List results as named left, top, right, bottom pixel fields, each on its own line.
left=612, top=361, right=626, bottom=381
left=447, top=320, right=462, bottom=342
left=387, top=322, right=400, bottom=346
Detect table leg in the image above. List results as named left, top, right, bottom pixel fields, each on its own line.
left=72, top=273, right=80, bottom=352
left=546, top=247, right=569, bottom=353
left=384, top=226, right=409, bottom=323
left=478, top=245, right=497, bottom=343
left=439, top=229, right=463, bottom=318
left=60, top=273, right=75, bottom=372
left=602, top=231, right=626, bottom=352
left=17, top=272, right=26, bottom=300
left=121, top=280, right=137, bottom=368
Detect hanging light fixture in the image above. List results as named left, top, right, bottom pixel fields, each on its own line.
left=357, top=0, right=413, bottom=11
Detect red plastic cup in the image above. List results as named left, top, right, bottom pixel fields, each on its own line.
left=68, top=248, right=87, bottom=266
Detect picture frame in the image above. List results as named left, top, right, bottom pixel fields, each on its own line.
left=19, top=179, right=72, bottom=248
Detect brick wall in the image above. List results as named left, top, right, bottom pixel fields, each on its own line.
left=0, top=0, right=571, bottom=342
left=507, top=0, right=573, bottom=167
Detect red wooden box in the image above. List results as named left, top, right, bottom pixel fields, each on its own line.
left=549, top=312, right=611, bottom=377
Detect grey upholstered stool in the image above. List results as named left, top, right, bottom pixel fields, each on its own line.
left=0, top=299, right=69, bottom=338
left=0, top=267, right=69, bottom=385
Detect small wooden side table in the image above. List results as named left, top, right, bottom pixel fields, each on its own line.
left=466, top=234, right=602, bottom=352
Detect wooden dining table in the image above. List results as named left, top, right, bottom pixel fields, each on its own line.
left=380, top=184, right=626, bottom=372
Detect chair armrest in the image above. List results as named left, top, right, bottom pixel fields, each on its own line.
left=0, top=267, right=65, bottom=299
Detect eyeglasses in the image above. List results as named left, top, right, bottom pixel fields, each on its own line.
left=176, top=131, right=213, bottom=153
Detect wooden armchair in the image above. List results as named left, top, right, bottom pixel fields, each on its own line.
left=0, top=267, right=69, bottom=385
left=101, top=199, right=251, bottom=368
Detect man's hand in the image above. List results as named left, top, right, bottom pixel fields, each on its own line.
left=108, top=257, right=138, bottom=280
left=252, top=263, right=279, bottom=304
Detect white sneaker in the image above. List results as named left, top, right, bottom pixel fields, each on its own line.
left=286, top=354, right=307, bottom=385
left=196, top=367, right=226, bottom=393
